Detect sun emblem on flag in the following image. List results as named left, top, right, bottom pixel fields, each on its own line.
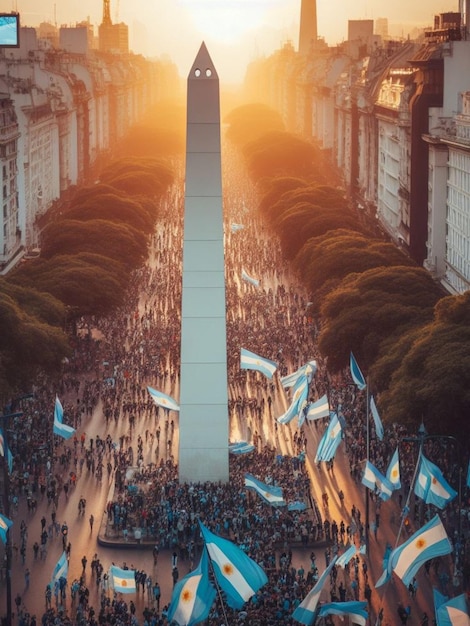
left=256, top=360, right=261, bottom=365
left=392, top=469, right=398, bottom=478
left=223, top=562, right=234, bottom=576
left=182, top=588, right=193, bottom=603
left=121, top=579, right=128, bottom=587
left=415, top=538, right=426, bottom=550
left=161, top=398, right=167, bottom=405
left=432, top=477, right=438, bottom=485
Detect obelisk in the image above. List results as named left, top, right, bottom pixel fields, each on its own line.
left=178, top=43, right=229, bottom=483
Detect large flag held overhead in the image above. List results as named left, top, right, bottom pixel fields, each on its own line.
left=386, top=447, right=401, bottom=491
left=240, top=348, right=277, bottom=379
left=318, top=601, right=368, bottom=626
left=370, top=395, right=384, bottom=440
left=414, top=454, right=457, bottom=509
left=292, top=557, right=338, bottom=625
left=229, top=441, right=255, bottom=455
left=350, top=352, right=366, bottom=390
left=199, top=521, right=267, bottom=609
left=51, top=551, right=68, bottom=586
left=362, top=460, right=394, bottom=501
left=305, top=394, right=330, bottom=421
left=315, top=414, right=342, bottom=463
left=375, top=515, right=452, bottom=588
left=281, top=361, right=317, bottom=388
left=147, top=386, right=180, bottom=412
left=244, top=473, right=286, bottom=507
left=434, top=590, right=470, bottom=626
left=167, top=550, right=216, bottom=626
left=110, top=565, right=137, bottom=593
left=277, top=376, right=309, bottom=425
left=241, top=268, right=260, bottom=287
left=0, top=513, right=13, bottom=544
left=53, top=396, right=75, bottom=440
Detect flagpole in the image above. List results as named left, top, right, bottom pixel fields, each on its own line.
left=202, top=541, right=230, bottom=626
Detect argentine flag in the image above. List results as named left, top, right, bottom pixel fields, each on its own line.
left=370, top=395, right=384, bottom=440
left=414, top=454, right=457, bottom=509
left=362, top=460, right=394, bottom=501
left=292, top=557, right=338, bottom=624
left=386, top=447, right=401, bottom=490
left=229, top=441, right=255, bottom=455
left=51, top=551, right=68, bottom=585
left=315, top=414, right=342, bottom=462
left=336, top=544, right=358, bottom=568
left=110, top=565, right=136, bottom=593
left=240, top=348, right=277, bottom=379
left=318, top=601, right=368, bottom=626
left=306, top=394, right=330, bottom=420
left=277, top=376, right=309, bottom=425
left=244, top=473, right=286, bottom=507
left=0, top=513, right=13, bottom=544
left=350, top=352, right=366, bottom=390
left=167, top=550, right=216, bottom=626
left=199, top=521, right=267, bottom=609
left=53, top=396, right=75, bottom=440
left=241, top=268, right=260, bottom=287
left=434, top=590, right=470, bottom=626
left=281, top=360, right=317, bottom=388
left=147, top=386, right=180, bottom=412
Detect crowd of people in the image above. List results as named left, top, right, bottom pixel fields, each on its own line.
left=3, top=152, right=469, bottom=626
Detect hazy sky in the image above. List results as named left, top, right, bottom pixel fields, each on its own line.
left=12, top=0, right=456, bottom=82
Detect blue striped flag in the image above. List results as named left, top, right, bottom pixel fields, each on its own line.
left=386, top=447, right=401, bottom=490
left=315, top=414, right=342, bottom=462
left=199, top=521, right=267, bottom=609
left=0, top=513, right=13, bottom=544
left=414, top=454, right=457, bottom=509
left=53, top=396, right=75, bottom=440
left=370, top=395, right=384, bottom=440
left=167, top=550, right=216, bottom=626
left=292, top=557, right=338, bottom=624
left=147, top=386, right=180, bottom=412
left=229, top=442, right=255, bottom=455
left=318, top=601, right=368, bottom=626
left=51, top=551, right=68, bottom=585
left=278, top=376, right=309, bottom=425
left=362, top=460, right=394, bottom=501
left=240, top=348, right=277, bottom=379
left=244, top=473, right=286, bottom=507
left=281, top=360, right=317, bottom=388
left=306, top=394, right=330, bottom=421
left=375, top=515, right=452, bottom=588
left=350, top=352, right=366, bottom=390
left=110, top=565, right=136, bottom=593
left=241, top=268, right=260, bottom=287
left=434, top=590, right=470, bottom=626
left=336, top=544, right=358, bottom=568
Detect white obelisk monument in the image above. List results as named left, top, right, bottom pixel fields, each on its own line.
left=178, top=43, right=229, bottom=483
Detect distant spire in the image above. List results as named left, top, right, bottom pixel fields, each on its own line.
left=102, top=0, right=112, bottom=26
left=298, top=0, right=318, bottom=56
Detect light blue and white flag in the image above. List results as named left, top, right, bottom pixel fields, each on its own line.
left=386, top=447, right=401, bottom=490
left=306, top=394, right=330, bottom=421
left=277, top=376, right=309, bottom=425
left=362, top=460, right=394, bottom=501
left=240, top=348, right=277, bottom=379
left=292, top=557, right=338, bottom=625
left=167, top=550, right=216, bottom=626
left=435, top=591, right=470, bottom=626
left=245, top=473, right=286, bottom=507
left=110, top=565, right=136, bottom=593
left=336, top=544, right=358, bottom=568
left=51, top=551, right=68, bottom=585
left=281, top=361, right=317, bottom=388
left=414, top=454, right=457, bottom=509
left=231, top=223, right=244, bottom=233
left=318, top=601, right=368, bottom=626
left=53, top=396, right=75, bottom=440
left=0, top=429, right=13, bottom=473
left=375, top=515, right=452, bottom=588
left=315, top=414, right=342, bottom=462
left=0, top=513, right=13, bottom=544
left=241, top=269, right=260, bottom=287
left=350, top=352, right=366, bottom=390
left=370, top=395, right=384, bottom=440
left=229, top=442, right=255, bottom=455
left=147, top=386, right=180, bottom=412
left=199, top=521, right=267, bottom=609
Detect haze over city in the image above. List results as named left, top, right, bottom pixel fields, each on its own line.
left=11, top=0, right=457, bottom=81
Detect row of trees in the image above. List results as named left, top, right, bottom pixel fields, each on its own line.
left=225, top=102, right=469, bottom=438
left=1, top=100, right=185, bottom=399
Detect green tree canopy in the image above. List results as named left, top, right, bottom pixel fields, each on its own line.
left=318, top=266, right=442, bottom=372
left=224, top=103, right=285, bottom=149
left=0, top=277, right=65, bottom=326
left=99, top=158, right=174, bottom=198
left=10, top=253, right=129, bottom=316
left=40, top=219, right=148, bottom=269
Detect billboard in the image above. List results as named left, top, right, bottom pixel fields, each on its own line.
left=0, top=13, right=20, bottom=48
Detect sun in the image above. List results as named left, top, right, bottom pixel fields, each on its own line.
left=178, top=0, right=271, bottom=43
